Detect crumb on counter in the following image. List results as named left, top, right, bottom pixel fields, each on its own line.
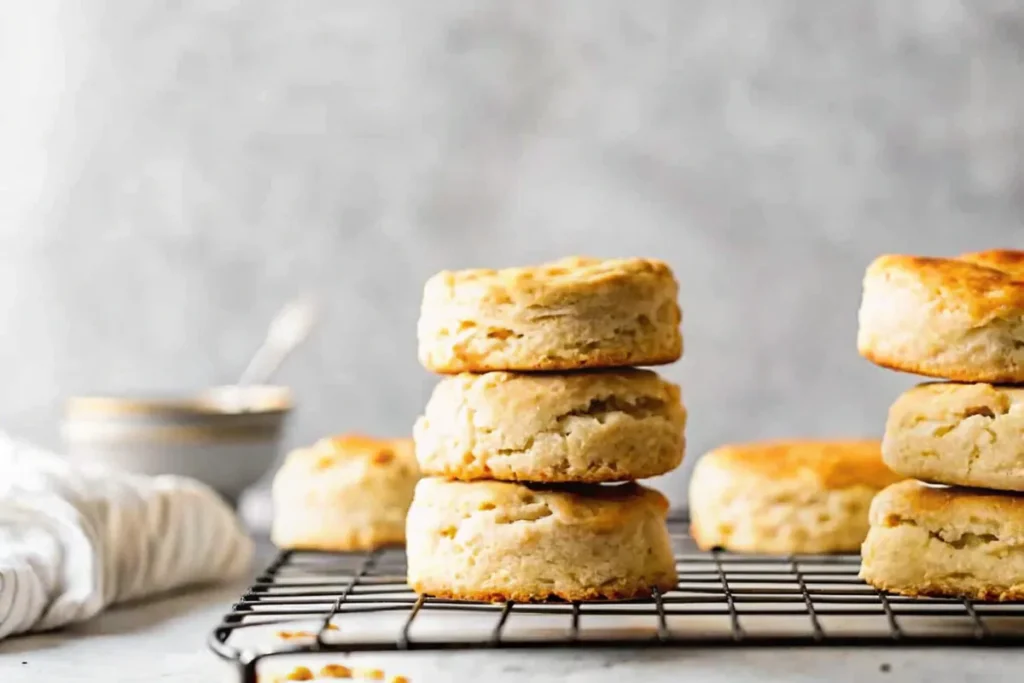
left=267, top=660, right=404, bottom=682
left=276, top=623, right=339, bottom=640
left=373, top=448, right=395, bottom=465
left=286, top=666, right=314, bottom=680
left=319, top=663, right=353, bottom=678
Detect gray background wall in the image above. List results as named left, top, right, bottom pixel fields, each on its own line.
left=1, top=0, right=1021, bottom=504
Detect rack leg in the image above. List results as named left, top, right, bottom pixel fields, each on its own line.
left=240, top=659, right=258, bottom=683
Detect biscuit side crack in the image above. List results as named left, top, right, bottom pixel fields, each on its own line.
left=484, top=396, right=673, bottom=462
left=560, top=396, right=669, bottom=423
left=881, top=515, right=1009, bottom=550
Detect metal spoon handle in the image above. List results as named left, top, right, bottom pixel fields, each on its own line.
left=237, top=342, right=289, bottom=387
left=238, top=295, right=319, bottom=388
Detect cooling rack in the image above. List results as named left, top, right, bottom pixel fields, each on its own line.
left=209, top=515, right=1024, bottom=682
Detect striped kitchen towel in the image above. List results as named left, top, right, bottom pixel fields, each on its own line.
left=0, top=434, right=252, bottom=639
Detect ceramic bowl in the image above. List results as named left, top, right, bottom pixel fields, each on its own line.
left=62, top=385, right=292, bottom=502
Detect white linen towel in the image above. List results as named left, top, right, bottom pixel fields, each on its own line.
left=0, top=433, right=253, bottom=640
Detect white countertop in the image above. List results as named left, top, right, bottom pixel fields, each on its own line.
left=2, top=578, right=1023, bottom=683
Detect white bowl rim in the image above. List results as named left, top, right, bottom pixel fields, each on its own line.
left=66, top=385, right=293, bottom=418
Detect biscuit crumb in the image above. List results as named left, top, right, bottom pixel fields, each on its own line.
left=276, top=623, right=339, bottom=639
left=286, top=666, right=314, bottom=681
left=276, top=630, right=314, bottom=640
left=319, top=664, right=353, bottom=678
left=389, top=676, right=411, bottom=683
left=356, top=669, right=386, bottom=680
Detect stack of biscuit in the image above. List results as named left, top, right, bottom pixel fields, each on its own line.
left=407, top=256, right=686, bottom=601
left=857, top=250, right=1024, bottom=600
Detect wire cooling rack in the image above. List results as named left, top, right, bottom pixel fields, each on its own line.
left=209, top=516, right=1024, bottom=682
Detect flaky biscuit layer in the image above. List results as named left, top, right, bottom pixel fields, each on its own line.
left=406, top=479, right=677, bottom=601
left=883, top=382, right=1024, bottom=491
left=414, top=369, right=685, bottom=483
left=861, top=480, right=1024, bottom=601
left=418, top=256, right=682, bottom=373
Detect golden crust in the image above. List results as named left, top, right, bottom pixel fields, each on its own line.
left=312, top=433, right=415, bottom=465
left=418, top=256, right=682, bottom=373
left=425, top=256, right=677, bottom=306
left=698, top=439, right=901, bottom=491
left=861, top=480, right=1024, bottom=601
left=867, top=582, right=1024, bottom=602
left=869, top=252, right=1024, bottom=318
left=409, top=580, right=674, bottom=603
left=857, top=250, right=1024, bottom=382
left=414, top=369, right=685, bottom=483
left=279, top=434, right=418, bottom=478
left=406, top=479, right=676, bottom=602
left=959, top=249, right=1024, bottom=279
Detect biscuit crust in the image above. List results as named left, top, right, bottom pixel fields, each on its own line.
left=857, top=250, right=1024, bottom=382
left=271, top=435, right=419, bottom=551
left=689, top=440, right=903, bottom=554
left=405, top=479, right=678, bottom=601
left=860, top=480, right=1024, bottom=601
left=417, top=256, right=682, bottom=373
left=414, top=369, right=685, bottom=483
left=883, top=382, right=1024, bottom=491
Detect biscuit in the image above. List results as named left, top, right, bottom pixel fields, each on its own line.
left=271, top=434, right=419, bottom=551
left=861, top=480, right=1024, bottom=600
left=405, top=478, right=678, bottom=601
left=857, top=250, right=1024, bottom=382
left=417, top=256, right=682, bottom=373
left=414, top=369, right=685, bottom=483
left=883, top=382, right=1024, bottom=492
left=689, top=439, right=903, bottom=554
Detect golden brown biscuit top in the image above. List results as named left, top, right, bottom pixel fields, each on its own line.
left=703, top=439, right=902, bottom=491
left=285, top=434, right=417, bottom=474
left=865, top=251, right=1024, bottom=318
left=414, top=478, right=669, bottom=529
left=959, top=249, right=1024, bottom=277
left=871, top=479, right=1024, bottom=524
left=422, top=256, right=677, bottom=306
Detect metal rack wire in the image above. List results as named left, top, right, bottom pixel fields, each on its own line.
left=209, top=516, right=1024, bottom=682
